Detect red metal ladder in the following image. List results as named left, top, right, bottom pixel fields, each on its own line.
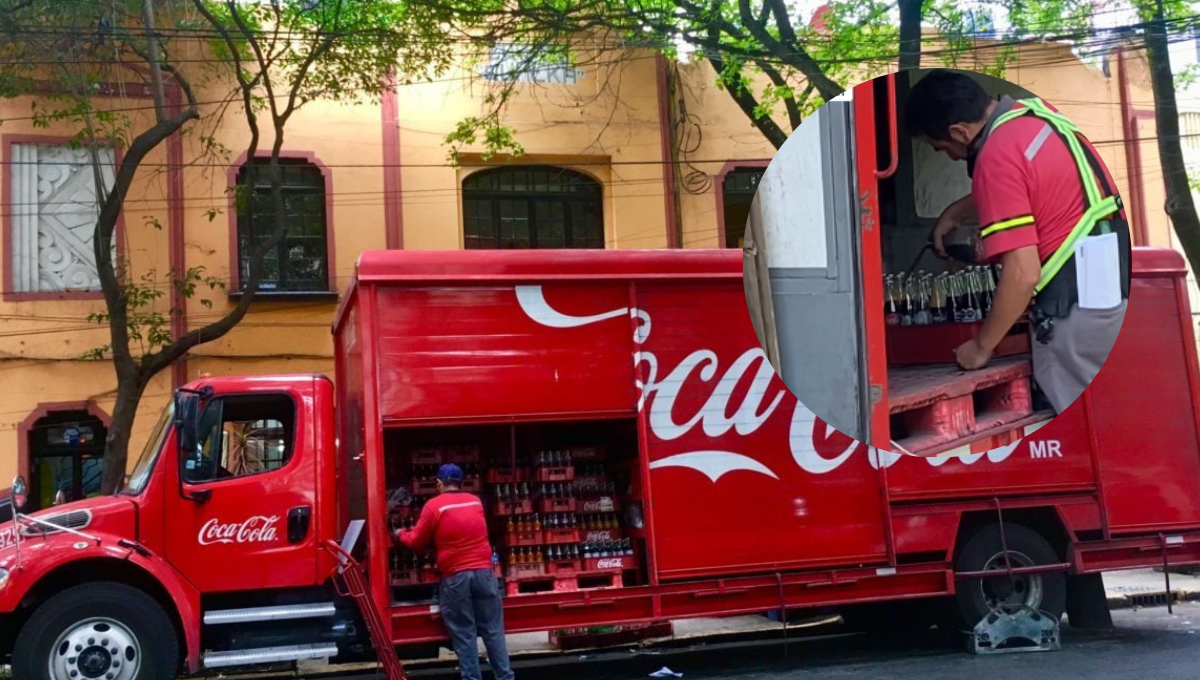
left=325, top=541, right=410, bottom=680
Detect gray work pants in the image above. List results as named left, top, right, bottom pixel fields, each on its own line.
left=1031, top=300, right=1128, bottom=414
left=439, top=568, right=515, bottom=680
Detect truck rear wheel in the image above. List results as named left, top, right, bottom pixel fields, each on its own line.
left=13, top=582, right=179, bottom=680
left=952, top=523, right=1066, bottom=630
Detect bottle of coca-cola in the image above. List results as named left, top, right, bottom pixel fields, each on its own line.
left=884, top=276, right=901, bottom=327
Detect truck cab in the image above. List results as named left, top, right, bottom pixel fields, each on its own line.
left=0, top=375, right=358, bottom=679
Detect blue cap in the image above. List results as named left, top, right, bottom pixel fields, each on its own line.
left=437, top=463, right=464, bottom=484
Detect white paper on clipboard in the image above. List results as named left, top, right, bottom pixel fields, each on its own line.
left=1075, top=232, right=1121, bottom=310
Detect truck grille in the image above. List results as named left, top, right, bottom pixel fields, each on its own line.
left=21, top=510, right=92, bottom=536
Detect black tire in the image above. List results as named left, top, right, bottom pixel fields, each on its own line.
left=952, top=523, right=1066, bottom=630
left=12, top=582, right=179, bottom=680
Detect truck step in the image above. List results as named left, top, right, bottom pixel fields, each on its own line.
left=204, top=602, right=337, bottom=625
left=203, top=643, right=339, bottom=669
left=888, top=357, right=1033, bottom=455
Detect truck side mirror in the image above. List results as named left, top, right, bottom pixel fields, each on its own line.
left=11, top=475, right=27, bottom=513
left=174, top=389, right=215, bottom=503
left=174, top=391, right=201, bottom=464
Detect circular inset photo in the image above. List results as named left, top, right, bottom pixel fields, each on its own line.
left=743, top=68, right=1132, bottom=457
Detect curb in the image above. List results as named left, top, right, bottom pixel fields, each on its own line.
left=1105, top=590, right=1200, bottom=610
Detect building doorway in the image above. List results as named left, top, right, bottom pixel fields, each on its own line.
left=25, top=410, right=106, bottom=511
left=722, top=167, right=766, bottom=249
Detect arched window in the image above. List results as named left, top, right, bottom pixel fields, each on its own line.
left=462, top=166, right=604, bottom=249
left=236, top=158, right=329, bottom=292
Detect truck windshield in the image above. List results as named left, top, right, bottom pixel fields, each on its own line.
left=121, top=403, right=174, bottom=496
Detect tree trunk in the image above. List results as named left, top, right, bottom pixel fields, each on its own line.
left=101, top=370, right=149, bottom=494
left=1146, top=0, right=1200, bottom=277
left=898, top=0, right=923, bottom=70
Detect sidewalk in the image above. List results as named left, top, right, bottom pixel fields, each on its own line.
left=242, top=568, right=1200, bottom=679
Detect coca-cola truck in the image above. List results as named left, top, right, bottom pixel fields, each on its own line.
left=0, top=242, right=1199, bottom=679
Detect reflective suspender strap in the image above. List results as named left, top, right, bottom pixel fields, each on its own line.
left=989, top=99, right=1121, bottom=294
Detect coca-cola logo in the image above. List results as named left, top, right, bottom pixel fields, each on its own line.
left=515, top=285, right=1041, bottom=482
left=198, top=516, right=281, bottom=546
left=586, top=530, right=617, bottom=541
left=596, top=558, right=624, bottom=569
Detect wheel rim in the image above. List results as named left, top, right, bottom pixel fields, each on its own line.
left=979, top=549, right=1043, bottom=612
left=48, top=617, right=141, bottom=680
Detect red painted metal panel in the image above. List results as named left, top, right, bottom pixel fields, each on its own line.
left=891, top=512, right=959, bottom=555
left=1090, top=271, right=1200, bottom=532
left=853, top=80, right=891, bottom=448
left=373, top=284, right=638, bottom=422
left=634, top=283, right=888, bottom=579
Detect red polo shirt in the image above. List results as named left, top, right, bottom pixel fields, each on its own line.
left=396, top=491, right=494, bottom=577
left=974, top=101, right=1124, bottom=263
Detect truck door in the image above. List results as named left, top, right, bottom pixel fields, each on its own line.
left=165, top=388, right=319, bottom=592
left=757, top=93, right=875, bottom=443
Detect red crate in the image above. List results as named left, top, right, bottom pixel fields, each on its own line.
left=537, top=466, right=576, bottom=482
left=410, top=449, right=441, bottom=465
left=487, top=468, right=521, bottom=484
left=544, top=528, right=581, bottom=545
left=411, top=479, right=439, bottom=496
left=585, top=555, right=636, bottom=571
left=493, top=500, right=533, bottom=516
left=566, top=447, right=606, bottom=462
left=504, top=530, right=542, bottom=547
left=539, top=498, right=577, bottom=513
left=573, top=475, right=608, bottom=489
left=885, top=321, right=1031, bottom=366
left=505, top=563, right=546, bottom=580
left=391, top=570, right=421, bottom=587
left=582, top=528, right=622, bottom=542
left=506, top=570, right=624, bottom=596
left=550, top=621, right=673, bottom=651
left=579, top=497, right=620, bottom=513
left=461, top=478, right=482, bottom=493
left=546, top=559, right=582, bottom=576
left=449, top=447, right=481, bottom=465
left=420, top=570, right=440, bottom=584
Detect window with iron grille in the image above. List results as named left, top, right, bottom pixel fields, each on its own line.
left=462, top=166, right=604, bottom=249
left=236, top=159, right=329, bottom=292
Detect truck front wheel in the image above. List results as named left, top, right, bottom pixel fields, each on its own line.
left=952, top=522, right=1066, bottom=630
left=13, top=582, right=179, bottom=680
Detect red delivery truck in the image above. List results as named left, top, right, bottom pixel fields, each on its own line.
left=0, top=245, right=1199, bottom=679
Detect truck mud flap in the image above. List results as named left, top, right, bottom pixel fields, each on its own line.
left=969, top=605, right=1060, bottom=654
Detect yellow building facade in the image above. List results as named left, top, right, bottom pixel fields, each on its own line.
left=0, top=42, right=1168, bottom=509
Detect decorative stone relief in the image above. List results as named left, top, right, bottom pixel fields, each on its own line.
left=10, top=143, right=115, bottom=293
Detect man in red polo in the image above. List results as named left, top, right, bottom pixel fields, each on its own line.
left=905, top=69, right=1130, bottom=414
left=396, top=464, right=514, bottom=680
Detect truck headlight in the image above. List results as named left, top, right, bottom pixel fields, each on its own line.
left=0, top=568, right=10, bottom=588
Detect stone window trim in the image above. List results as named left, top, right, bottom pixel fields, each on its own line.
left=1, top=133, right=129, bottom=302
left=225, top=150, right=338, bottom=300
left=714, top=160, right=770, bottom=249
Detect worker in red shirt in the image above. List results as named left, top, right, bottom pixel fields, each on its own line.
left=904, top=70, right=1131, bottom=415
left=395, top=464, right=514, bottom=680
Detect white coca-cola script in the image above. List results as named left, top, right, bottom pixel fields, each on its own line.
left=595, top=558, right=625, bottom=569
left=515, top=286, right=1032, bottom=482
left=198, top=516, right=281, bottom=546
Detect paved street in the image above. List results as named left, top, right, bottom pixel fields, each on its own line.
left=308, top=602, right=1200, bottom=680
